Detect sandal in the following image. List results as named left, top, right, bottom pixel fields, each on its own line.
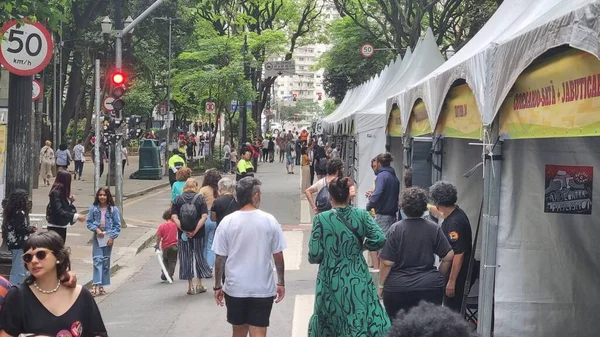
left=195, top=285, right=207, bottom=294
left=187, top=289, right=196, bottom=295
left=98, top=287, right=106, bottom=295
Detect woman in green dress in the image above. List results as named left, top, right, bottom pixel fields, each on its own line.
left=308, top=177, right=390, bottom=337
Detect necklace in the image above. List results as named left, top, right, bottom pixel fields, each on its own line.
left=33, top=279, right=61, bottom=294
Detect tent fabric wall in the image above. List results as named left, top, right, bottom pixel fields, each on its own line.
left=355, top=129, right=387, bottom=209
left=495, top=137, right=600, bottom=337
left=441, top=138, right=484, bottom=257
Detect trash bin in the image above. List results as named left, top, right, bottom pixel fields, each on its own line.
left=137, top=139, right=162, bottom=180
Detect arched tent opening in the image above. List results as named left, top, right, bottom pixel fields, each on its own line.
left=405, top=99, right=433, bottom=189
left=386, top=104, right=404, bottom=179
left=492, top=46, right=600, bottom=337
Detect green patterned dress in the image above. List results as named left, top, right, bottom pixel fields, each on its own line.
left=308, top=206, right=391, bottom=337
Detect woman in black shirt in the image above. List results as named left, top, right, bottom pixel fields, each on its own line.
left=47, top=170, right=86, bottom=242
left=210, top=177, right=240, bottom=226
left=1, top=189, right=36, bottom=285
left=0, top=231, right=107, bottom=337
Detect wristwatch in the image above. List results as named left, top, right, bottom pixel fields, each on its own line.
left=213, top=286, right=222, bottom=291
left=377, top=284, right=384, bottom=289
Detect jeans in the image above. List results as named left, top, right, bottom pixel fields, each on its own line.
left=92, top=234, right=113, bottom=286
left=383, top=288, right=443, bottom=322
left=223, top=159, right=231, bottom=173
left=204, top=212, right=217, bottom=269
left=10, top=249, right=26, bottom=285
left=74, top=160, right=84, bottom=178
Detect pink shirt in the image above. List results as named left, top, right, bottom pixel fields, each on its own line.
left=157, top=221, right=178, bottom=249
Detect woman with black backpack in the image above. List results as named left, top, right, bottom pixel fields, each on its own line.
left=171, top=178, right=212, bottom=295
left=47, top=170, right=86, bottom=243
left=304, top=159, right=356, bottom=215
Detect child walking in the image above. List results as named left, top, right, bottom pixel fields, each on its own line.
left=86, top=187, right=121, bottom=296
left=156, top=209, right=179, bottom=282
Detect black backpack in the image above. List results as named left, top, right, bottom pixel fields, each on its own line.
left=179, top=194, right=200, bottom=232
left=315, top=178, right=331, bottom=212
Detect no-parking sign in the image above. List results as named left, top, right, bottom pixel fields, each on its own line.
left=0, top=20, right=54, bottom=76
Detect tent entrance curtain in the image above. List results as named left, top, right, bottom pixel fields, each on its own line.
left=495, top=137, right=600, bottom=337
left=411, top=138, right=433, bottom=189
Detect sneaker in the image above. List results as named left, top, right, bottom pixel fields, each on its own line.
left=160, top=273, right=167, bottom=281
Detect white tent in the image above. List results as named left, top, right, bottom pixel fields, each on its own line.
left=388, top=0, right=600, bottom=133
left=386, top=1, right=600, bottom=337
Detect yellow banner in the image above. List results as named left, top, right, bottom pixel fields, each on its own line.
left=436, top=84, right=482, bottom=139
left=409, top=101, right=431, bottom=136
left=500, top=49, right=600, bottom=139
left=387, top=106, right=402, bottom=137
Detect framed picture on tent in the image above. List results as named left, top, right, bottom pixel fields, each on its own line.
left=544, top=165, right=593, bottom=215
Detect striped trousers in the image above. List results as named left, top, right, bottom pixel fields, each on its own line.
left=178, top=234, right=213, bottom=280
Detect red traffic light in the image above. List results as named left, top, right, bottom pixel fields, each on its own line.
left=112, top=72, right=126, bottom=85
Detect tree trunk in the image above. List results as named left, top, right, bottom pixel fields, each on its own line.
left=61, top=50, right=84, bottom=141
left=83, top=74, right=96, bottom=149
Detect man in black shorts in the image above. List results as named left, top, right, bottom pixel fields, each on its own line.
left=212, top=177, right=287, bottom=337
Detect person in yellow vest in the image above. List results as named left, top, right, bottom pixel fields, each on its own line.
left=168, top=149, right=187, bottom=187
left=236, top=149, right=255, bottom=181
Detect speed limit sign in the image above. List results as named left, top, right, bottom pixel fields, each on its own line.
left=360, top=43, right=375, bottom=58
left=0, top=20, right=54, bottom=76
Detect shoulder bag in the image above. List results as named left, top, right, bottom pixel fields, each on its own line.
left=331, top=208, right=363, bottom=246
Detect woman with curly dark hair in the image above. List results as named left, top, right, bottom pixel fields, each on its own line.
left=199, top=169, right=222, bottom=269
left=0, top=231, right=107, bottom=336
left=378, top=187, right=455, bottom=321
left=2, top=189, right=36, bottom=284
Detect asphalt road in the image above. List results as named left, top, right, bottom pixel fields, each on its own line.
left=96, top=161, right=317, bottom=336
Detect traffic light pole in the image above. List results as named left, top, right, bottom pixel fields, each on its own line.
left=111, top=0, right=163, bottom=224
left=94, top=59, right=101, bottom=193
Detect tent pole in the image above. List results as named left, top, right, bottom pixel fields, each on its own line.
left=478, top=122, right=503, bottom=337
left=430, top=135, right=443, bottom=184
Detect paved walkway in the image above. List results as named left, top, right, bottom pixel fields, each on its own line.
left=31, top=155, right=168, bottom=214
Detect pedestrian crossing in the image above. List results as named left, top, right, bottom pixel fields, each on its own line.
left=284, top=230, right=304, bottom=270
left=292, top=295, right=315, bottom=337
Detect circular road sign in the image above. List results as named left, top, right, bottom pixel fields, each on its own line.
left=32, top=79, right=42, bottom=101
left=0, top=20, right=54, bottom=76
left=265, top=62, right=274, bottom=71
left=206, top=102, right=215, bottom=114
left=360, top=43, right=375, bottom=58
left=103, top=96, right=115, bottom=112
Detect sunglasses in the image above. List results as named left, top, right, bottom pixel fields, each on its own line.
left=22, top=249, right=53, bottom=264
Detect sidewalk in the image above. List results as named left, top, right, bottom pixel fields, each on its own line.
left=31, top=155, right=169, bottom=214
left=30, top=155, right=170, bottom=287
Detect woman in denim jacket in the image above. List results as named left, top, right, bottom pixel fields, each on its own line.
left=86, top=187, right=121, bottom=296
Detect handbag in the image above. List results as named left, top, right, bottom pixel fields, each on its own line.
left=331, top=208, right=363, bottom=246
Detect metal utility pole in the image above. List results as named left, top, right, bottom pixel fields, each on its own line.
left=58, top=21, right=63, bottom=146
left=94, top=59, right=101, bottom=193
left=239, top=34, right=249, bottom=152
left=52, top=45, right=57, bottom=150
left=153, top=16, right=175, bottom=170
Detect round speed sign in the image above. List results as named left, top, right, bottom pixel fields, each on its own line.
left=360, top=43, right=375, bottom=58
left=0, top=20, right=54, bottom=76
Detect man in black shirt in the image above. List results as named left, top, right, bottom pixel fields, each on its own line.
left=429, top=181, right=473, bottom=312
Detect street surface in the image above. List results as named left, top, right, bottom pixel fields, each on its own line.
left=95, top=160, right=319, bottom=336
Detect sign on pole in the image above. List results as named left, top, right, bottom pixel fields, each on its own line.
left=103, top=96, right=115, bottom=112
left=264, top=60, right=296, bottom=77
left=206, top=101, right=215, bottom=114
left=32, top=79, right=42, bottom=101
left=360, top=43, right=375, bottom=58
left=0, top=20, right=54, bottom=76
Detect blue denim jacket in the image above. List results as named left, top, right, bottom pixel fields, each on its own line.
left=86, top=205, right=121, bottom=239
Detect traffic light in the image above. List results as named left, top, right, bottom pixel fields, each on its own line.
left=317, top=92, right=322, bottom=100
left=127, top=115, right=143, bottom=139
left=111, top=71, right=127, bottom=111
left=293, top=93, right=297, bottom=101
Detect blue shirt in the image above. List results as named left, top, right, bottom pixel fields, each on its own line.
left=171, top=181, right=185, bottom=202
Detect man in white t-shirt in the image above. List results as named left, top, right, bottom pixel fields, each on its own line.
left=212, top=177, right=286, bottom=337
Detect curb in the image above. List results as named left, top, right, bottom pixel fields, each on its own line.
left=123, top=181, right=171, bottom=200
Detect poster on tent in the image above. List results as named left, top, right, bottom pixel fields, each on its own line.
left=544, top=165, right=593, bottom=215
left=500, top=49, right=600, bottom=139
left=387, top=106, right=402, bottom=137
left=408, top=101, right=431, bottom=137
left=436, top=84, right=483, bottom=139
